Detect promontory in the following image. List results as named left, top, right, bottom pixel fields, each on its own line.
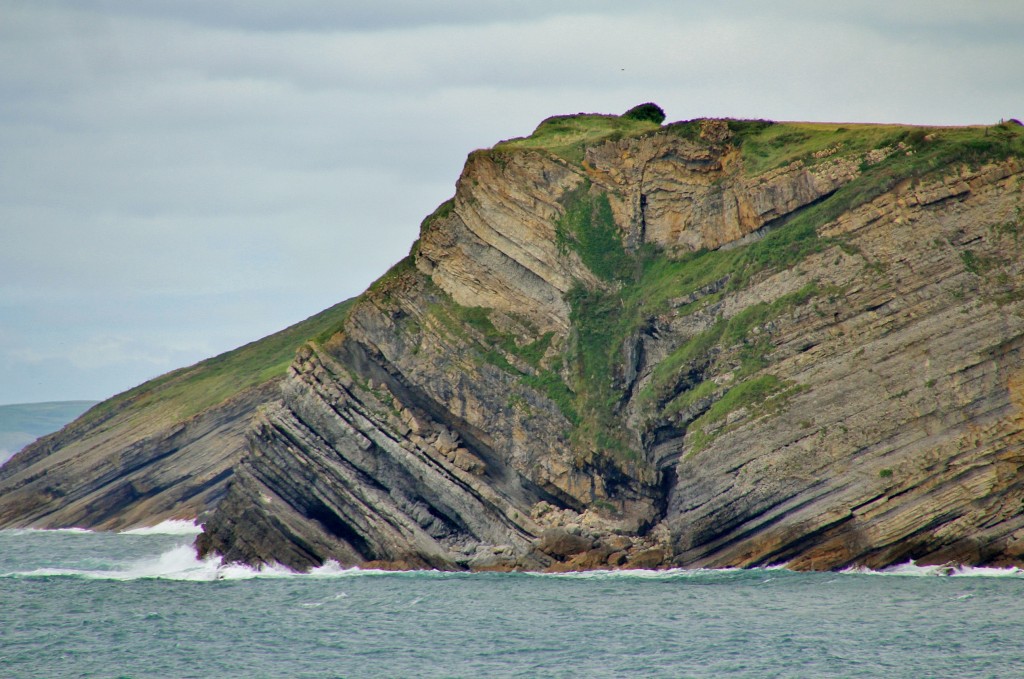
left=3, top=105, right=1023, bottom=573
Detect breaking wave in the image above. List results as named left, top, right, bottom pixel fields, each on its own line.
left=2, top=526, right=1021, bottom=582
left=4, top=527, right=95, bottom=535
left=843, top=561, right=1024, bottom=578
left=119, top=519, right=202, bottom=536
left=1, top=544, right=391, bottom=582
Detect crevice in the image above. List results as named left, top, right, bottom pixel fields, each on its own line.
left=306, top=498, right=372, bottom=558
left=719, top=187, right=841, bottom=252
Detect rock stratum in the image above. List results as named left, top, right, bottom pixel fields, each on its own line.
left=3, top=109, right=1024, bottom=573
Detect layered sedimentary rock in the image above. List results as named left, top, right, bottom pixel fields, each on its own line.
left=0, top=299, right=354, bottom=530
left=0, top=382, right=272, bottom=529
left=4, top=112, right=1024, bottom=572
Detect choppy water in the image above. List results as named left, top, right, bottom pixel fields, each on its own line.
left=2, top=524, right=1024, bottom=678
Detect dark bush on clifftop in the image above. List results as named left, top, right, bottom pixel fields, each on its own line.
left=622, top=102, right=666, bottom=125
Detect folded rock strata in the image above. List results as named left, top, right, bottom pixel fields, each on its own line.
left=3, top=113, right=1023, bottom=572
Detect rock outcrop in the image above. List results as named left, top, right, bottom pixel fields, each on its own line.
left=4, top=111, right=1024, bottom=572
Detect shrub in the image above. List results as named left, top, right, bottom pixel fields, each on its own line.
left=622, top=103, right=666, bottom=125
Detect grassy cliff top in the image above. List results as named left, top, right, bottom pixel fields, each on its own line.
left=492, top=105, right=1023, bottom=179
left=722, top=119, right=1021, bottom=176
left=495, top=113, right=663, bottom=163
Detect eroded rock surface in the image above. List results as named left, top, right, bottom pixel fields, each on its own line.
left=4, top=115, right=1024, bottom=573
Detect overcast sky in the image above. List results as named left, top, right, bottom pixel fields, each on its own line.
left=1, top=1, right=1022, bottom=405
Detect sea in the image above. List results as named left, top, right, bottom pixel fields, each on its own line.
left=2, top=522, right=1023, bottom=678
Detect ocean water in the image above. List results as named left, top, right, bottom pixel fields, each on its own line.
left=2, top=524, right=1024, bottom=678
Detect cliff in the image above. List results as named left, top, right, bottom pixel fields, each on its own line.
left=4, top=108, right=1024, bottom=572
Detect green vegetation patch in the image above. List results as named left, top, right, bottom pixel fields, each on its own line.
left=556, top=182, right=631, bottom=282
left=495, top=113, right=661, bottom=165
left=426, top=293, right=578, bottom=424
left=734, top=120, right=1024, bottom=180
left=642, top=283, right=819, bottom=413
left=622, top=103, right=666, bottom=125
left=82, top=298, right=358, bottom=428
left=559, top=209, right=828, bottom=465
left=961, top=249, right=1001, bottom=276
left=685, top=374, right=800, bottom=456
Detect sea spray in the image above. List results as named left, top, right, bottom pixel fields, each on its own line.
left=119, top=519, right=202, bottom=536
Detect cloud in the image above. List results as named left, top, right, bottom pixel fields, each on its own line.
left=1, top=1, right=1022, bottom=403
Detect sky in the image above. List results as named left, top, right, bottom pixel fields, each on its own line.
left=1, top=1, right=1022, bottom=405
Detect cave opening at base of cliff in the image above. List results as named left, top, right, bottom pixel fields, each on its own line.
left=306, top=500, right=372, bottom=559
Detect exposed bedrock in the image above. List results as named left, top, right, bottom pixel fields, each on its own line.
left=202, top=128, right=1024, bottom=571
left=4, top=116, right=1024, bottom=573
left=0, top=382, right=277, bottom=529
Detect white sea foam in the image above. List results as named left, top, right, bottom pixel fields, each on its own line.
left=6, top=535, right=1021, bottom=582
left=11, top=545, right=215, bottom=581
left=4, top=547, right=391, bottom=581
left=521, top=566, right=748, bottom=580
left=2, top=527, right=95, bottom=535
left=841, top=561, right=1024, bottom=578
left=119, top=519, right=202, bottom=536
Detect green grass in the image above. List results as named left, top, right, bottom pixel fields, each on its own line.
left=80, top=298, right=358, bottom=428
left=734, top=119, right=1024, bottom=182
left=426, top=291, right=579, bottom=424
left=495, top=114, right=661, bottom=164
left=639, top=283, right=818, bottom=415
left=521, top=371, right=580, bottom=426
left=961, top=249, right=1000, bottom=276
left=444, top=302, right=553, bottom=370
left=685, top=374, right=797, bottom=455
left=556, top=182, right=631, bottom=282
left=735, top=122, right=908, bottom=176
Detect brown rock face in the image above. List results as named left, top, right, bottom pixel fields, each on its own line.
left=4, top=114, right=1024, bottom=573
left=664, top=159, right=1024, bottom=570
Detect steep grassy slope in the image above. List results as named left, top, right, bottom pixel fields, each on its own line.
left=78, top=298, right=357, bottom=430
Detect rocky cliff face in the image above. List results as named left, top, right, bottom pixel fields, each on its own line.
left=5, top=111, right=1024, bottom=572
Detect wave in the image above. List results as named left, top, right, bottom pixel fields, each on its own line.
left=1, top=519, right=200, bottom=538
left=1, top=545, right=395, bottom=582
left=2, top=527, right=96, bottom=536
left=3, top=533, right=1022, bottom=582
left=524, top=567, right=747, bottom=580
left=841, top=561, right=1024, bottom=578
left=119, top=519, right=202, bottom=536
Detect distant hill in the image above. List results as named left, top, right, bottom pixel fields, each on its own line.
left=0, top=401, right=98, bottom=466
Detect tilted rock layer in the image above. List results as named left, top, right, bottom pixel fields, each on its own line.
left=5, top=113, right=1024, bottom=572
